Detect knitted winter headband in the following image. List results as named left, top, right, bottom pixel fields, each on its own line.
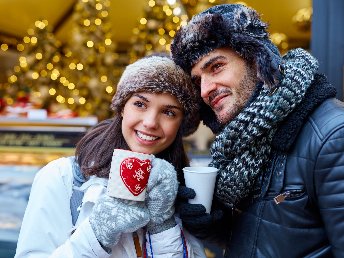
left=111, top=56, right=201, bottom=136
left=171, top=4, right=282, bottom=87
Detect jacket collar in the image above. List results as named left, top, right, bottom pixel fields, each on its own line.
left=271, top=73, right=337, bottom=152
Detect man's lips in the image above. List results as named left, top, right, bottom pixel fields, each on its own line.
left=210, top=94, right=228, bottom=108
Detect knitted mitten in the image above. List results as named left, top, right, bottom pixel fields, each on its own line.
left=145, top=158, right=179, bottom=234
left=89, top=195, right=150, bottom=251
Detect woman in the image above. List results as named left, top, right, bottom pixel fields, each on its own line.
left=15, top=56, right=205, bottom=257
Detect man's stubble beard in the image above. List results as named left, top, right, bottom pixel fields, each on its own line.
left=216, top=65, right=258, bottom=125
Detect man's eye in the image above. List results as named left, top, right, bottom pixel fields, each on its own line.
left=211, top=63, right=223, bottom=72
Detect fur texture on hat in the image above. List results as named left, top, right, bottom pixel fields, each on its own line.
left=171, top=4, right=282, bottom=87
left=111, top=56, right=201, bottom=136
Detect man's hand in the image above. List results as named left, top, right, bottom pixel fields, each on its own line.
left=176, top=185, right=231, bottom=243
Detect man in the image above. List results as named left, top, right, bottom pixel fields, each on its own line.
left=171, top=4, right=344, bottom=257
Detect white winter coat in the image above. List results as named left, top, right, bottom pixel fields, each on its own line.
left=15, top=157, right=206, bottom=258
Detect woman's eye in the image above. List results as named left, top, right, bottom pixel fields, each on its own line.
left=133, top=101, right=145, bottom=108
left=163, top=109, right=176, bottom=117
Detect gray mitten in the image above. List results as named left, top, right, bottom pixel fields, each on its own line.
left=145, top=158, right=179, bottom=234
left=89, top=195, right=150, bottom=251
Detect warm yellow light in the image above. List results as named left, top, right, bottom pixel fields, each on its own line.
left=14, top=66, right=20, bottom=72
left=165, top=44, right=171, bottom=51
left=95, top=3, right=103, bottom=10
left=79, top=97, right=86, bottom=104
left=33, top=91, right=41, bottom=97
left=27, top=28, right=34, bottom=35
left=106, top=86, right=113, bottom=93
left=140, top=18, right=147, bottom=25
left=169, top=30, right=176, bottom=37
left=145, top=44, right=153, bottom=50
left=47, top=63, right=54, bottom=70
left=52, top=68, right=60, bottom=76
left=19, top=56, right=26, bottom=63
left=40, top=70, right=47, bottom=77
left=1, top=44, right=8, bottom=51
left=60, top=77, right=66, bottom=83
left=166, top=9, right=173, bottom=16
left=158, top=28, right=165, bottom=35
left=68, top=83, right=75, bottom=90
left=49, top=88, right=56, bottom=95
left=6, top=98, right=14, bottom=105
left=31, top=37, right=38, bottom=44
left=105, top=38, right=112, bottom=45
left=101, top=75, right=107, bottom=82
left=73, top=89, right=79, bottom=95
left=65, top=51, right=72, bottom=57
left=95, top=18, right=102, bottom=25
left=133, top=28, right=139, bottom=34
left=167, top=0, right=176, bottom=5
left=23, top=36, right=30, bottom=43
left=148, top=0, right=155, bottom=7
left=36, top=53, right=43, bottom=60
left=159, top=38, right=167, bottom=45
left=101, top=11, right=108, bottom=17
left=99, top=46, right=105, bottom=53
left=69, top=63, right=76, bottom=70
left=87, top=41, right=94, bottom=47
left=56, top=95, right=65, bottom=103
left=31, top=72, right=39, bottom=79
left=84, top=19, right=91, bottom=26
left=180, top=20, right=187, bottom=26
left=17, top=44, right=25, bottom=51
left=53, top=55, right=60, bottom=62
left=173, top=16, right=180, bottom=23
left=77, top=63, right=84, bottom=70
left=8, top=75, right=17, bottom=83
left=68, top=98, right=75, bottom=105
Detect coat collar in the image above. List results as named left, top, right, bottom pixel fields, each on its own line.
left=271, top=73, right=337, bottom=152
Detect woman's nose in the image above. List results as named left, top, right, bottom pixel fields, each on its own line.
left=142, top=112, right=159, bottom=129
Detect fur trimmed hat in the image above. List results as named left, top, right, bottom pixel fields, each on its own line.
left=171, top=4, right=282, bottom=87
left=111, top=56, right=201, bottom=136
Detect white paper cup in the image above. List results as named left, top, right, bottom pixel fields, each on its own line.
left=183, top=166, right=218, bottom=213
left=107, top=149, right=154, bottom=201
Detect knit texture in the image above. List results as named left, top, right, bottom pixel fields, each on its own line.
left=145, top=158, right=178, bottom=234
left=210, top=48, right=319, bottom=208
left=89, top=195, right=150, bottom=250
left=111, top=56, right=201, bottom=136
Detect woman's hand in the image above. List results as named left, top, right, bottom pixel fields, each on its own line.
left=145, top=158, right=179, bottom=234
left=89, top=195, right=150, bottom=251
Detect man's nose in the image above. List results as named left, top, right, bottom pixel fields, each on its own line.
left=200, top=75, right=216, bottom=100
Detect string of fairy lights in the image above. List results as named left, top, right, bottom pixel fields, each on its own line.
left=0, top=0, right=311, bottom=120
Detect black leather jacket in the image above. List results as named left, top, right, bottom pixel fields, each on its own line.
left=224, top=81, right=344, bottom=257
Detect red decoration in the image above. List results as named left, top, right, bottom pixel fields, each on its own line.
left=120, top=157, right=151, bottom=196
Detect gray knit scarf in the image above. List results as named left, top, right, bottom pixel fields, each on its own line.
left=210, top=48, right=319, bottom=208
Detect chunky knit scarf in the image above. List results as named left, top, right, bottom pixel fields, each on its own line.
left=210, top=48, right=319, bottom=208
